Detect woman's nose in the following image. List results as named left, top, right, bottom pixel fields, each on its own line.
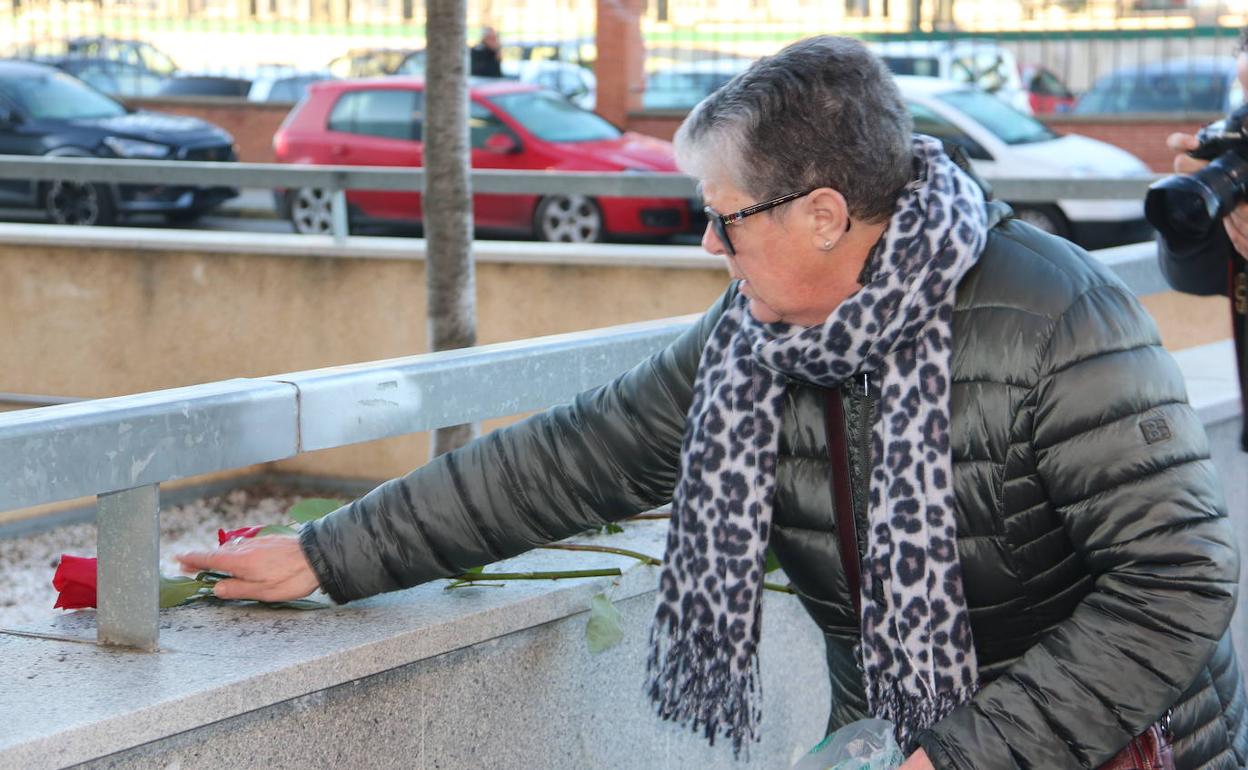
left=702, top=222, right=726, bottom=256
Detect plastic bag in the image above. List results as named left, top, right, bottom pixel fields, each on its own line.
left=790, top=718, right=905, bottom=770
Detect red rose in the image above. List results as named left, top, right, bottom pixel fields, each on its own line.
left=217, top=525, right=265, bottom=546
left=52, top=554, right=97, bottom=610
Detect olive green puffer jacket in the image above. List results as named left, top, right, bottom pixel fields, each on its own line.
left=302, top=202, right=1247, bottom=769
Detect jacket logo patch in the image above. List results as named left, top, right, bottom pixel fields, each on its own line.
left=1140, top=416, right=1173, bottom=445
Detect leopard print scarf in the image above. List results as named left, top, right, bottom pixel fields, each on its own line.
left=647, top=136, right=987, bottom=754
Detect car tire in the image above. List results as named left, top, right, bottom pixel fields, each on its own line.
left=533, top=194, right=603, bottom=243
left=43, top=180, right=116, bottom=227
left=1012, top=204, right=1071, bottom=240
left=288, top=187, right=339, bottom=235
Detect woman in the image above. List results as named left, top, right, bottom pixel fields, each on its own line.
left=179, top=37, right=1246, bottom=768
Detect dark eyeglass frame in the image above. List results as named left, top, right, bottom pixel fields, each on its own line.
left=703, top=188, right=817, bottom=257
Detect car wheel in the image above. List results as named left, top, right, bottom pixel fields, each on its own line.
left=44, top=180, right=116, bottom=226
left=534, top=195, right=603, bottom=242
left=1012, top=204, right=1071, bottom=240
left=288, top=187, right=337, bottom=235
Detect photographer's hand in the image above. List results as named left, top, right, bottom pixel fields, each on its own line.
left=1166, top=132, right=1248, bottom=259
left=1224, top=203, right=1248, bottom=259
left=1167, top=132, right=1208, bottom=174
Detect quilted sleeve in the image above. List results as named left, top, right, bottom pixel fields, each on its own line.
left=916, top=283, right=1238, bottom=769
left=299, top=287, right=737, bottom=603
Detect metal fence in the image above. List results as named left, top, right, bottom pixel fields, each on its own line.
left=0, top=154, right=1161, bottom=241
left=0, top=316, right=693, bottom=649
left=0, top=0, right=1244, bottom=113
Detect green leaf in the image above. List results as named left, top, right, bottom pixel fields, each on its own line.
left=464, top=565, right=485, bottom=574
left=601, top=522, right=625, bottom=535
left=159, top=575, right=212, bottom=608
left=585, top=592, right=624, bottom=654
left=257, top=524, right=298, bottom=537
left=764, top=547, right=782, bottom=574
left=287, top=498, right=343, bottom=523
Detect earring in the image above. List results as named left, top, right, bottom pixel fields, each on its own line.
left=822, top=240, right=833, bottom=251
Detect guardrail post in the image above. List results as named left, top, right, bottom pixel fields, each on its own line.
left=96, top=484, right=161, bottom=650
left=331, top=189, right=348, bottom=243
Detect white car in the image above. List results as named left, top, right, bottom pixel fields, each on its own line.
left=874, top=38, right=1031, bottom=114
left=896, top=75, right=1153, bottom=249
left=502, top=60, right=596, bottom=111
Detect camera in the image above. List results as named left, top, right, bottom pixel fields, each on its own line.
left=1146, top=102, right=1248, bottom=242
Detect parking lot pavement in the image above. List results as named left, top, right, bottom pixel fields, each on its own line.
left=220, top=188, right=278, bottom=219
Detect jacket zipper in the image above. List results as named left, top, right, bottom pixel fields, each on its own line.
left=851, top=373, right=874, bottom=566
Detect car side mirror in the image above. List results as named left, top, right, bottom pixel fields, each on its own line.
left=0, top=107, right=21, bottom=129
left=483, top=132, right=519, bottom=154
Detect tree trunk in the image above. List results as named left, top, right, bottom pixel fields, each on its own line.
left=424, top=0, right=478, bottom=458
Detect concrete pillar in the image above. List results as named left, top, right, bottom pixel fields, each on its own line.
left=595, top=0, right=646, bottom=128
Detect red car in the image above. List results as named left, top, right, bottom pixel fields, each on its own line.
left=1019, top=64, right=1075, bottom=115
left=273, top=78, right=697, bottom=241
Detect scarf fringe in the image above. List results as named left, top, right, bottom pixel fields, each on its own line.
left=865, top=677, right=978, bottom=752
left=645, top=625, right=762, bottom=758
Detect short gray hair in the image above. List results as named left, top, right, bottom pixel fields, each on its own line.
left=675, top=36, right=913, bottom=223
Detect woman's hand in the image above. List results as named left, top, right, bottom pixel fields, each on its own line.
left=176, top=535, right=320, bottom=602
left=899, top=748, right=935, bottom=770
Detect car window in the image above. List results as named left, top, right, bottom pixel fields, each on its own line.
left=137, top=43, right=177, bottom=76
left=469, top=101, right=518, bottom=149
left=488, top=90, right=618, bottom=142
left=267, top=77, right=319, bottom=103
left=950, top=52, right=1010, bottom=93
left=0, top=70, right=125, bottom=120
left=1031, top=69, right=1071, bottom=98
left=1079, top=70, right=1229, bottom=113
left=935, top=89, right=1055, bottom=144
left=395, top=51, right=425, bottom=76
left=328, top=88, right=423, bottom=141
left=907, top=101, right=992, bottom=160
left=880, top=55, right=941, bottom=78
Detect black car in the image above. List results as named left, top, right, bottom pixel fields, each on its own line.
left=14, top=35, right=178, bottom=77
left=0, top=60, right=237, bottom=226
left=37, top=57, right=166, bottom=98
left=156, top=75, right=252, bottom=98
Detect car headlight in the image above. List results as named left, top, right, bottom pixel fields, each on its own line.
left=103, top=137, right=171, bottom=159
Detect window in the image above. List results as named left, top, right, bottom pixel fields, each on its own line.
left=0, top=71, right=125, bottom=120
left=328, top=89, right=423, bottom=141
left=908, top=101, right=992, bottom=160
left=488, top=90, right=618, bottom=142
left=469, top=101, right=518, bottom=149
left=1029, top=69, right=1071, bottom=99
left=935, top=89, right=1054, bottom=145
left=880, top=55, right=940, bottom=78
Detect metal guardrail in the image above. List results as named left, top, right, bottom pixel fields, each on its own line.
left=0, top=155, right=1161, bottom=242
left=0, top=316, right=693, bottom=649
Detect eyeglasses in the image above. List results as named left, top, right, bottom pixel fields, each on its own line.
left=703, top=188, right=815, bottom=257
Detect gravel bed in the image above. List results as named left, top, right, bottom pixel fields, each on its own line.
left=0, top=484, right=349, bottom=631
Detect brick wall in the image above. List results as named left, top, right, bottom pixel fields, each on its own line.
left=126, top=97, right=293, bottom=163
left=1043, top=115, right=1219, bottom=172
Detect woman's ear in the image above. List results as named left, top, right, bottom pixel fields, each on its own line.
left=806, top=188, right=851, bottom=252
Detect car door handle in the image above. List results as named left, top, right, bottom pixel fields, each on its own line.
left=330, top=144, right=348, bottom=158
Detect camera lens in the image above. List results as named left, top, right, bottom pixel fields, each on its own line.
left=1146, top=178, right=1217, bottom=241
left=1146, top=153, right=1248, bottom=242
